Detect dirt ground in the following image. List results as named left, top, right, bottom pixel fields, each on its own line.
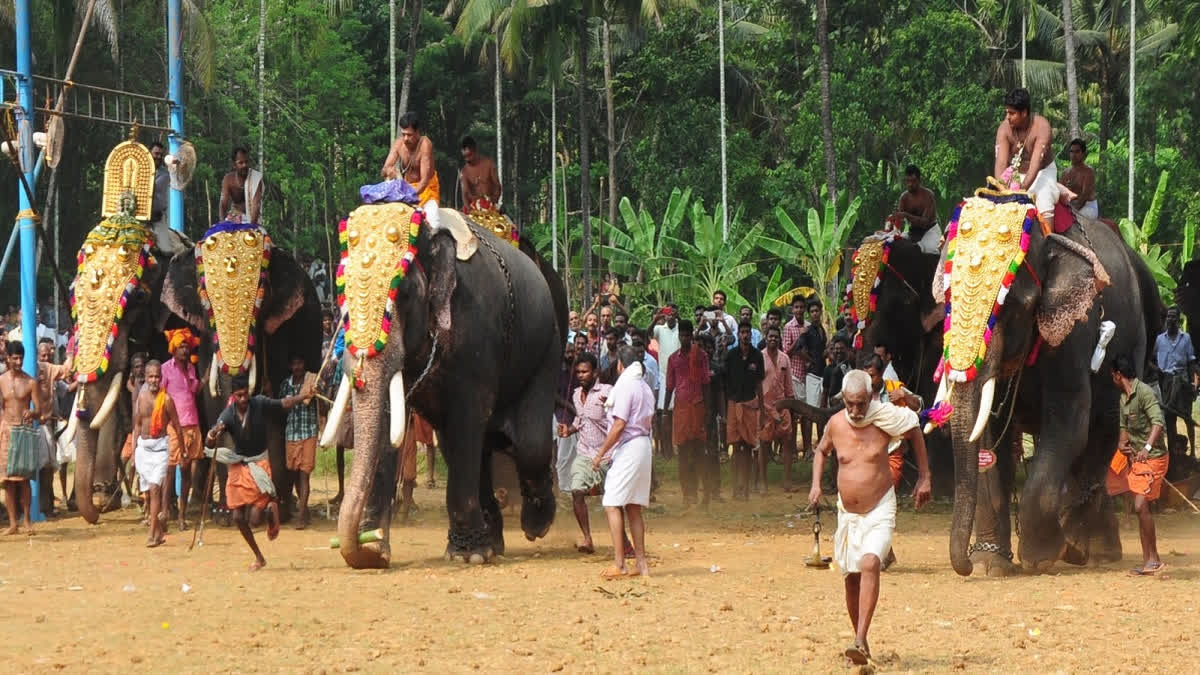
left=2, top=459, right=1199, bottom=674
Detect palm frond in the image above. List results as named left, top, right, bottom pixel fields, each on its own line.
left=86, top=0, right=121, bottom=63
left=182, top=0, right=217, bottom=91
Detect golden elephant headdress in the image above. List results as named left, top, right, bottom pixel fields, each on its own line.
left=70, top=140, right=158, bottom=382
left=196, top=222, right=272, bottom=375
left=335, top=203, right=422, bottom=385
left=843, top=232, right=898, bottom=350
left=70, top=223, right=155, bottom=383
left=934, top=191, right=1036, bottom=384
left=467, top=198, right=519, bottom=247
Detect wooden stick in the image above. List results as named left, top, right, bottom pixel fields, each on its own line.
left=1165, top=478, right=1200, bottom=514
left=188, top=455, right=220, bottom=551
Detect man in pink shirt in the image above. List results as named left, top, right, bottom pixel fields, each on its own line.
left=782, top=295, right=813, bottom=457
left=760, top=326, right=796, bottom=492
left=557, top=352, right=614, bottom=554
left=161, top=329, right=203, bottom=531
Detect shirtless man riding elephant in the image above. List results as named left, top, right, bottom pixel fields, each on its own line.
left=381, top=111, right=442, bottom=231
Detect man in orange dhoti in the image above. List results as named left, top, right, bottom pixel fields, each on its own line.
left=759, top=326, right=795, bottom=493
left=1107, top=355, right=1168, bottom=576
left=205, top=374, right=313, bottom=571
left=381, top=111, right=442, bottom=231
left=666, top=321, right=712, bottom=507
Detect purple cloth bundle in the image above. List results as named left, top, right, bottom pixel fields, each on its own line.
left=360, top=180, right=419, bottom=205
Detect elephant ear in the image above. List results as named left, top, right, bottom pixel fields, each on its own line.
left=1036, top=233, right=1111, bottom=347
left=262, top=248, right=316, bottom=336
left=425, top=230, right=459, bottom=341
left=162, top=250, right=208, bottom=333
left=1176, top=260, right=1200, bottom=323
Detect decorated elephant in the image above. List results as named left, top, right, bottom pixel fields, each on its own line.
left=65, top=140, right=189, bottom=523
left=845, top=232, right=955, bottom=495
left=321, top=202, right=566, bottom=569
left=929, top=189, right=1161, bottom=576
left=160, top=221, right=324, bottom=519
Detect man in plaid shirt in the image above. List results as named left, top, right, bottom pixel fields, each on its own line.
left=783, top=296, right=814, bottom=457
left=280, top=354, right=318, bottom=528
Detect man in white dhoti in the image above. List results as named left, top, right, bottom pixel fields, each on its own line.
left=809, top=370, right=932, bottom=665
left=592, top=345, right=656, bottom=579
left=994, top=88, right=1059, bottom=231
left=219, top=147, right=263, bottom=224
left=133, top=361, right=184, bottom=548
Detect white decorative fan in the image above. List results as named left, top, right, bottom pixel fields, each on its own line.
left=166, top=140, right=196, bottom=190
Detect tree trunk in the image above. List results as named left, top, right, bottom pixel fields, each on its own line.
left=1062, top=0, right=1081, bottom=139
left=1099, top=78, right=1110, bottom=181
left=718, top=0, right=729, bottom=240
left=398, top=0, right=422, bottom=117
left=1127, top=0, right=1135, bottom=221
left=258, top=0, right=266, bottom=172
left=551, top=80, right=558, bottom=271
left=816, top=0, right=837, bottom=205
left=495, top=35, right=503, bottom=192
left=577, top=10, right=592, bottom=305
left=389, top=0, right=396, bottom=138
left=603, top=19, right=617, bottom=242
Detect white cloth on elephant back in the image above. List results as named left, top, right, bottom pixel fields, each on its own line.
left=135, top=436, right=169, bottom=492
left=834, top=486, right=896, bottom=576
left=1025, top=161, right=1061, bottom=216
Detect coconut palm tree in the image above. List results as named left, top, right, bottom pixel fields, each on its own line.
left=1062, top=0, right=1081, bottom=138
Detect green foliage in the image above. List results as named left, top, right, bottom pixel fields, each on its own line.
left=1118, top=170, right=1176, bottom=304
left=596, top=188, right=690, bottom=309
left=650, top=198, right=764, bottom=311
left=760, top=194, right=861, bottom=327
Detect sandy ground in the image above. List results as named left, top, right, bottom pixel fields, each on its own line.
left=2, top=464, right=1198, bottom=674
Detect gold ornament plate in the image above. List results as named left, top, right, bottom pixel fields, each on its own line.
left=342, top=202, right=419, bottom=353
left=945, top=198, right=1029, bottom=372
left=199, top=227, right=269, bottom=372
left=851, top=239, right=886, bottom=321
left=73, top=224, right=152, bottom=379
left=102, top=141, right=154, bottom=221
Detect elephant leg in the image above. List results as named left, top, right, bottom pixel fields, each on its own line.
left=478, top=439, right=505, bottom=556
left=442, top=414, right=494, bottom=564
left=1062, top=417, right=1123, bottom=565
left=969, top=431, right=1018, bottom=577
left=266, top=420, right=293, bottom=524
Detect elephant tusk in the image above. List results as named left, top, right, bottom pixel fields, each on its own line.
left=208, top=356, right=220, bottom=399
left=968, top=378, right=996, bottom=443
left=319, top=374, right=351, bottom=448
left=63, top=388, right=82, bottom=446
left=924, top=377, right=949, bottom=435
left=90, top=373, right=124, bottom=430
left=248, top=355, right=258, bottom=394
left=389, top=371, right=407, bottom=448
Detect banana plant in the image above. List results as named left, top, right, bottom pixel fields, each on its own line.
left=596, top=188, right=691, bottom=310
left=758, top=194, right=861, bottom=331
left=1118, top=170, right=1175, bottom=305
left=751, top=265, right=796, bottom=319
left=651, top=199, right=764, bottom=311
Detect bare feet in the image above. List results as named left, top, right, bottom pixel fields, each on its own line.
left=635, top=558, right=651, bottom=577
left=178, top=520, right=190, bottom=532
left=3, top=525, right=18, bottom=536
left=844, top=641, right=870, bottom=665
left=576, top=541, right=595, bottom=554
left=146, top=536, right=165, bottom=548
left=295, top=511, right=310, bottom=530
left=249, top=559, right=266, bottom=571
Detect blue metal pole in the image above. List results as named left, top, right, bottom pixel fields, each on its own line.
left=15, top=0, right=44, bottom=523
left=167, top=0, right=185, bottom=233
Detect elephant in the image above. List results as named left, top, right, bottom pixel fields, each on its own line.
left=67, top=221, right=179, bottom=523
left=930, top=194, right=1161, bottom=576
left=160, top=222, right=324, bottom=521
left=322, top=202, right=566, bottom=569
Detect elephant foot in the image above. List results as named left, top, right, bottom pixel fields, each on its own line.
left=446, top=527, right=496, bottom=564
left=1088, top=530, right=1123, bottom=565
left=519, top=481, right=556, bottom=542
left=968, top=543, right=1018, bottom=577
left=93, top=484, right=124, bottom=513
left=343, top=539, right=391, bottom=569
left=482, top=506, right=506, bottom=556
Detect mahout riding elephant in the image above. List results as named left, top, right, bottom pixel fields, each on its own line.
left=160, top=221, right=324, bottom=520
left=66, top=140, right=186, bottom=523
left=930, top=192, right=1160, bottom=576
left=322, top=202, right=566, bottom=568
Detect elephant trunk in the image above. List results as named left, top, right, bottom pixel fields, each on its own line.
left=948, top=384, right=980, bottom=577
left=336, top=355, right=395, bottom=569
left=74, top=391, right=100, bottom=525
